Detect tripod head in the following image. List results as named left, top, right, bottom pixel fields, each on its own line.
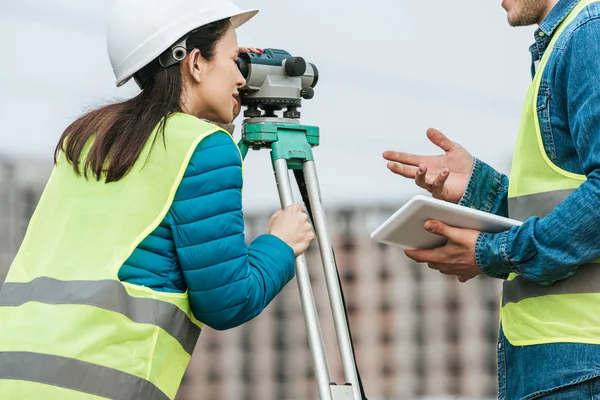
left=236, top=49, right=318, bottom=122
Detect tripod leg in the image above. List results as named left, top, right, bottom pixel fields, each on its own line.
left=272, top=158, right=333, bottom=400
left=302, top=160, right=363, bottom=400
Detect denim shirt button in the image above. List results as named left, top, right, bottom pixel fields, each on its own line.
left=538, top=31, right=545, bottom=37
left=498, top=342, right=502, bottom=350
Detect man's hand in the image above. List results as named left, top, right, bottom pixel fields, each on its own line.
left=404, top=220, right=482, bottom=282
left=383, top=128, right=475, bottom=203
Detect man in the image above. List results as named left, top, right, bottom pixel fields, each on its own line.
left=383, top=0, right=600, bottom=398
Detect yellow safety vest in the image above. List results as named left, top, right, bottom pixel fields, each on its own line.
left=502, top=0, right=600, bottom=346
left=0, top=113, right=225, bottom=399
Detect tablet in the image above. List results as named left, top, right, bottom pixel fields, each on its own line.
left=370, top=195, right=522, bottom=250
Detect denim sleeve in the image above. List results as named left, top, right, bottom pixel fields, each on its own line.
left=458, top=158, right=509, bottom=217
left=167, top=132, right=296, bottom=330
left=476, top=20, right=600, bottom=283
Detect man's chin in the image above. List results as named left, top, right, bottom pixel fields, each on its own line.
left=506, top=9, right=542, bottom=27
left=507, top=16, right=521, bottom=27
left=507, top=18, right=537, bottom=27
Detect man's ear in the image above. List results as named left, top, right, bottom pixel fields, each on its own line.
left=183, top=49, right=203, bottom=84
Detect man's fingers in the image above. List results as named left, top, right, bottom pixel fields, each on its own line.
left=382, top=151, right=424, bottom=167
left=440, top=270, right=456, bottom=276
left=424, top=220, right=460, bottom=240
left=431, top=168, right=449, bottom=190
left=427, top=128, right=458, bottom=152
left=429, top=263, right=467, bottom=278
left=415, top=164, right=432, bottom=191
left=427, top=262, right=445, bottom=271
left=387, top=162, right=417, bottom=179
left=404, top=248, right=440, bottom=264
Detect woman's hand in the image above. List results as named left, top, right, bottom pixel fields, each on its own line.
left=383, top=128, right=475, bottom=203
left=239, top=47, right=264, bottom=54
left=266, top=204, right=315, bottom=257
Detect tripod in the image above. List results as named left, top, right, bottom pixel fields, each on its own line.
left=238, top=117, right=367, bottom=400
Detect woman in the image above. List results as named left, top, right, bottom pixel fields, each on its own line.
left=0, top=1, right=314, bottom=399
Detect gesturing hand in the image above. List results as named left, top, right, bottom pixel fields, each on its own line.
left=383, top=128, right=475, bottom=203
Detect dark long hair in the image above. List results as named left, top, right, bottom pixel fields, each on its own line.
left=54, top=19, right=230, bottom=183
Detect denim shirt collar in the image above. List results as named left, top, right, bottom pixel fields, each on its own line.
left=535, top=0, right=580, bottom=55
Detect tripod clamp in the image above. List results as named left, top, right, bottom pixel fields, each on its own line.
left=238, top=117, right=319, bottom=166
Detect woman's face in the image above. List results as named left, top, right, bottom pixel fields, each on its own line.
left=186, top=24, right=246, bottom=124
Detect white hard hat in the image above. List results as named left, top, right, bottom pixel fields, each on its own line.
left=107, top=0, right=258, bottom=87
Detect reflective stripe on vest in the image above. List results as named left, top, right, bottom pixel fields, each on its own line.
left=502, top=263, right=600, bottom=306
left=0, top=351, right=169, bottom=400
left=508, top=188, right=575, bottom=221
left=0, top=277, right=200, bottom=354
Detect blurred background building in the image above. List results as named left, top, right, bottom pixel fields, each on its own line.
left=0, top=157, right=501, bottom=400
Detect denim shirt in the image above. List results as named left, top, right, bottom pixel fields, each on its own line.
left=459, top=0, right=600, bottom=397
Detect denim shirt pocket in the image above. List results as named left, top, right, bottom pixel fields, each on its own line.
left=537, top=82, right=557, bottom=160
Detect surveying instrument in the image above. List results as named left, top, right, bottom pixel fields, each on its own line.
left=236, top=49, right=367, bottom=400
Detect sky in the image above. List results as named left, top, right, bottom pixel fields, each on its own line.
left=0, top=0, right=538, bottom=211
